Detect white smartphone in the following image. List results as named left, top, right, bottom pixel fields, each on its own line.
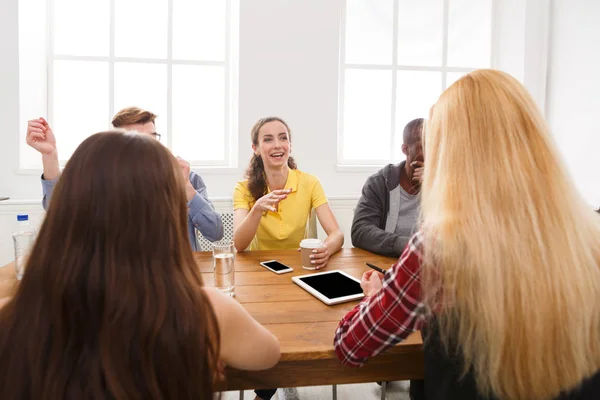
left=260, top=260, right=294, bottom=274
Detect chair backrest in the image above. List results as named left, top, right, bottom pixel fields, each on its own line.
left=305, top=209, right=318, bottom=239
left=196, top=212, right=234, bottom=251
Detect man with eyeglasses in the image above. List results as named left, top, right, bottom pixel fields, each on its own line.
left=25, top=107, right=224, bottom=250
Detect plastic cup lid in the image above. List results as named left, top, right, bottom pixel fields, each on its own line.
left=300, top=238, right=323, bottom=248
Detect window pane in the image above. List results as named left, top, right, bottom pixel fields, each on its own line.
left=173, top=0, right=226, bottom=61
left=115, top=0, right=168, bottom=59
left=114, top=63, right=167, bottom=138
left=345, top=0, right=393, bottom=65
left=397, top=0, right=444, bottom=66
left=447, top=0, right=492, bottom=68
left=446, top=71, right=469, bottom=88
left=394, top=71, right=442, bottom=160
left=54, top=0, right=109, bottom=56
left=555, top=134, right=600, bottom=207
left=342, top=69, right=392, bottom=161
left=172, top=65, right=225, bottom=161
left=53, top=61, right=109, bottom=160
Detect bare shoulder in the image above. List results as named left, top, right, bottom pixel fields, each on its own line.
left=202, top=287, right=237, bottom=313
left=0, top=297, right=11, bottom=310
left=202, top=286, right=224, bottom=305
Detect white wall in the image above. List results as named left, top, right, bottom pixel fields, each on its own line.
left=0, top=0, right=365, bottom=265
left=546, top=0, right=600, bottom=207
left=1, top=0, right=372, bottom=201
left=0, top=0, right=550, bottom=200
left=2, top=0, right=596, bottom=264
left=0, top=0, right=22, bottom=198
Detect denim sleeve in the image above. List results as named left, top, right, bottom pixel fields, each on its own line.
left=188, top=172, right=224, bottom=242
left=41, top=175, right=58, bottom=211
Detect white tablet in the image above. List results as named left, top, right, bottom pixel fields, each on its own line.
left=292, top=270, right=365, bottom=305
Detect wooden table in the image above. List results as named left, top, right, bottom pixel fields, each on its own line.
left=199, top=248, right=424, bottom=390
left=0, top=248, right=424, bottom=390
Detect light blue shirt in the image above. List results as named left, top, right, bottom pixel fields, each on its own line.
left=41, top=171, right=223, bottom=251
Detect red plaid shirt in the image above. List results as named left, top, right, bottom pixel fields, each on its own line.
left=334, top=232, right=427, bottom=367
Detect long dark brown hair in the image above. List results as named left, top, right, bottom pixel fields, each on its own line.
left=0, top=131, right=219, bottom=399
left=245, top=117, right=297, bottom=202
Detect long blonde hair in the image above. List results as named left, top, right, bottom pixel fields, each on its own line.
left=421, top=69, right=600, bottom=400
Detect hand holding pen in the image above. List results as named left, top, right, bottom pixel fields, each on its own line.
left=365, top=262, right=386, bottom=274
left=361, top=263, right=386, bottom=296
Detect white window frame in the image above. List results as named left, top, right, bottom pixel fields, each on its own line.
left=19, top=0, right=239, bottom=171
left=337, top=0, right=496, bottom=168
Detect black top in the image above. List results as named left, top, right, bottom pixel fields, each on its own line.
left=421, top=322, right=600, bottom=400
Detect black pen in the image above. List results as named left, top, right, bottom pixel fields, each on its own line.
left=365, top=262, right=386, bottom=274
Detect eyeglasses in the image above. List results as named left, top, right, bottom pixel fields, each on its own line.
left=151, top=132, right=162, bottom=141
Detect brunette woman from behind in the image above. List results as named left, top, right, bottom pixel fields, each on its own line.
left=0, top=131, right=279, bottom=400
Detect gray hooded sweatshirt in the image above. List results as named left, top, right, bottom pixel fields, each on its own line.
left=351, top=162, right=420, bottom=257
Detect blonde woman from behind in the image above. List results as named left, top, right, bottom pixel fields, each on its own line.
left=334, top=69, right=600, bottom=400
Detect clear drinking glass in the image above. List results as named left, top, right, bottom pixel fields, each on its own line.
left=212, top=241, right=235, bottom=297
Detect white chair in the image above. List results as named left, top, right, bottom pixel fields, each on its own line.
left=199, top=210, right=317, bottom=251
left=196, top=212, right=235, bottom=251
left=305, top=208, right=318, bottom=239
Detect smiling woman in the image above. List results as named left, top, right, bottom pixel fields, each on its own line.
left=231, top=117, right=344, bottom=399
left=234, top=116, right=346, bottom=259
left=232, top=116, right=343, bottom=260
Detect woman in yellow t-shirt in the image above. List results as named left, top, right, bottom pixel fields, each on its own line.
left=233, top=116, right=344, bottom=269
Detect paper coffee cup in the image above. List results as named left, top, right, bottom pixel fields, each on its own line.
left=300, top=238, right=323, bottom=270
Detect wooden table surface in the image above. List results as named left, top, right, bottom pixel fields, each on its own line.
left=0, top=248, right=424, bottom=390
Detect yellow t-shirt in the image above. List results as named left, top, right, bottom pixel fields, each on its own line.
left=233, top=169, right=328, bottom=250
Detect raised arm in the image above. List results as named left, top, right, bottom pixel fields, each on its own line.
left=205, top=287, right=280, bottom=371
left=27, top=117, right=59, bottom=180
left=26, top=118, right=60, bottom=209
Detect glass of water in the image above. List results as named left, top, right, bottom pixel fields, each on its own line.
left=212, top=241, right=235, bottom=297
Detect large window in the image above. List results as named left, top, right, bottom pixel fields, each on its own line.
left=339, top=0, right=493, bottom=165
left=19, top=0, right=239, bottom=169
